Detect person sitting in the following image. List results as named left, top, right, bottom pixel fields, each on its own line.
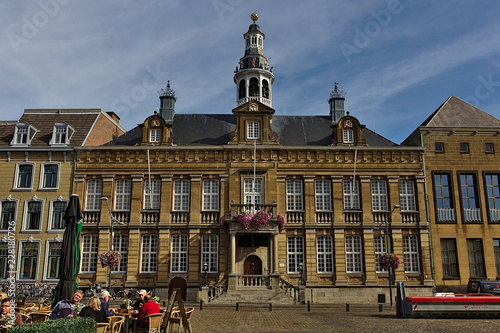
left=132, top=289, right=147, bottom=311
left=78, top=296, right=108, bottom=323
left=49, top=290, right=84, bottom=320
left=0, top=298, right=23, bottom=327
left=134, top=295, right=159, bottom=328
left=99, top=291, right=115, bottom=317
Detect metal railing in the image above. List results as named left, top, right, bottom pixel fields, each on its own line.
left=489, top=208, right=500, bottom=222
left=463, top=208, right=481, bottom=222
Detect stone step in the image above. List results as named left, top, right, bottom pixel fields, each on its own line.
left=209, top=289, right=297, bottom=305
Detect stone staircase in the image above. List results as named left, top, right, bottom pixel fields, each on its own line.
left=208, top=287, right=297, bottom=305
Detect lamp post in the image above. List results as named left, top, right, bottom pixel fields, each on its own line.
left=384, top=204, right=400, bottom=307
left=102, top=197, right=124, bottom=296
left=298, top=262, right=304, bottom=286
left=203, top=262, right=209, bottom=287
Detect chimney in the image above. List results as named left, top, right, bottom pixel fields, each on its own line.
left=329, top=82, right=346, bottom=123
left=159, top=80, right=176, bottom=122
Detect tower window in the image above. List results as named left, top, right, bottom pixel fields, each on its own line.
left=249, top=78, right=259, bottom=97
left=239, top=80, right=246, bottom=99
left=262, top=80, right=269, bottom=99
left=247, top=122, right=260, bottom=140
left=251, top=35, right=257, bottom=46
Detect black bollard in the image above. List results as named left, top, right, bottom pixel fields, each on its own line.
left=269, top=303, right=272, bottom=311
left=307, top=300, right=310, bottom=312
left=236, top=302, right=239, bottom=311
left=379, top=304, right=383, bottom=312
left=200, top=299, right=203, bottom=311
left=346, top=303, right=350, bottom=312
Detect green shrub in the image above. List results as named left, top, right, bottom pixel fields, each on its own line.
left=10, top=316, right=97, bottom=333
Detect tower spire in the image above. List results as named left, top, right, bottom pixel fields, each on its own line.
left=158, top=80, right=176, bottom=122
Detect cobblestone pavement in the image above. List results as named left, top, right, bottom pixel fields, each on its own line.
left=185, top=304, right=500, bottom=333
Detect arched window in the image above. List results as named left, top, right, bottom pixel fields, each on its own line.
left=251, top=35, right=257, bottom=45
left=239, top=80, right=246, bottom=99
left=246, top=37, right=250, bottom=48
left=258, top=36, right=263, bottom=48
left=262, top=80, right=269, bottom=98
left=249, top=78, right=259, bottom=97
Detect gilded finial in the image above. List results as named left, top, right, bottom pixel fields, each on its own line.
left=251, top=12, right=258, bottom=22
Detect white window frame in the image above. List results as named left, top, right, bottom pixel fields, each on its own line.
left=343, top=179, right=360, bottom=210
left=80, top=234, right=99, bottom=273
left=202, top=179, right=219, bottom=211
left=343, top=129, right=354, bottom=143
left=140, top=234, right=158, bottom=273
left=316, top=236, right=333, bottom=273
left=23, top=198, right=44, bottom=231
left=143, top=179, right=161, bottom=210
left=345, top=235, right=362, bottom=273
left=17, top=240, right=41, bottom=280
left=171, top=234, right=188, bottom=273
left=399, top=180, right=416, bottom=211
left=315, top=179, right=331, bottom=211
left=150, top=129, right=161, bottom=143
left=243, top=178, right=262, bottom=210
left=14, top=163, right=35, bottom=190
left=287, top=236, right=304, bottom=273
left=374, top=235, right=387, bottom=272
left=173, top=179, right=190, bottom=211
left=48, top=198, right=68, bottom=231
left=44, top=240, right=63, bottom=280
left=114, top=179, right=131, bottom=211
left=0, top=199, right=17, bottom=231
left=286, top=179, right=303, bottom=211
left=0, top=243, right=8, bottom=279
left=49, top=122, right=74, bottom=146
left=39, top=162, right=60, bottom=190
left=11, top=122, right=38, bottom=146
left=371, top=180, right=388, bottom=211
left=85, top=179, right=102, bottom=211
left=201, top=234, right=218, bottom=273
left=247, top=121, right=260, bottom=140
left=112, top=234, right=128, bottom=273
left=403, top=235, right=420, bottom=273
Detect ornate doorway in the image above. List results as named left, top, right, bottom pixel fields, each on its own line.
left=243, top=255, right=262, bottom=286
left=169, top=277, right=187, bottom=300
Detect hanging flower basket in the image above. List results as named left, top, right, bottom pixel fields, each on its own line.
left=378, top=253, right=400, bottom=270
left=99, top=250, right=122, bottom=268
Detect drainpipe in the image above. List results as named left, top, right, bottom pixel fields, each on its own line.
left=71, top=150, right=76, bottom=195
left=420, top=132, right=435, bottom=290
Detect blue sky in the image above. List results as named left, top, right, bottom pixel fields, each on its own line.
left=1, top=0, right=500, bottom=144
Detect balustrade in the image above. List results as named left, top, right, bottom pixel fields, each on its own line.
left=344, top=210, right=362, bottom=223
left=141, top=211, right=159, bottom=223
left=82, top=211, right=100, bottom=223
left=437, top=208, right=455, bottom=222
left=315, top=211, right=333, bottom=223
left=201, top=211, right=220, bottom=224
left=171, top=211, right=190, bottom=223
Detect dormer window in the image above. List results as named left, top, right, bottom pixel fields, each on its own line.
left=11, top=122, right=38, bottom=146
left=50, top=122, right=74, bottom=146
left=150, top=129, right=161, bottom=143
left=343, top=129, right=354, bottom=143
left=247, top=121, right=260, bottom=140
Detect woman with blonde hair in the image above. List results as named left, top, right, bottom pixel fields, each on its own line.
left=78, top=296, right=108, bottom=323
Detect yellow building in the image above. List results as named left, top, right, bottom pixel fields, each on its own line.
left=403, top=96, right=500, bottom=292
left=0, top=109, right=124, bottom=284
left=72, top=15, right=434, bottom=304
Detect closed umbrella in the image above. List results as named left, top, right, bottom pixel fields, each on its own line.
left=52, top=194, right=83, bottom=305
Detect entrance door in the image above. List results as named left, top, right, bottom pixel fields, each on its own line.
left=169, top=277, right=187, bottom=301
left=243, top=255, right=262, bottom=286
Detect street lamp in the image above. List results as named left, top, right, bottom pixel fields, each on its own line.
left=203, top=262, right=209, bottom=286
left=102, top=197, right=124, bottom=297
left=383, top=204, right=400, bottom=307
left=298, top=262, right=304, bottom=286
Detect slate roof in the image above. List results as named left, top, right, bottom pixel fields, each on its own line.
left=109, top=114, right=397, bottom=147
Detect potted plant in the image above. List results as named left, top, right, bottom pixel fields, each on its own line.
left=99, top=250, right=122, bottom=268
left=16, top=293, right=25, bottom=306
left=120, top=299, right=132, bottom=312
left=39, top=298, right=50, bottom=311
left=152, top=296, right=160, bottom=304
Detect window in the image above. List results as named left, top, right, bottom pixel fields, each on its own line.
left=114, top=179, right=131, bottom=211
left=315, top=179, right=331, bottom=211
left=15, top=163, right=34, bottom=189
left=440, top=239, right=458, bottom=278
left=173, top=179, right=190, bottom=211
left=247, top=121, right=260, bottom=139
left=11, top=122, right=37, bottom=146
left=286, top=179, right=303, bottom=211
left=287, top=236, right=304, bottom=273
left=345, top=235, right=362, bottom=273
left=49, top=199, right=68, bottom=230
left=24, top=200, right=42, bottom=230
left=0, top=200, right=16, bottom=230
left=45, top=241, right=62, bottom=279
left=144, top=179, right=161, bottom=210
left=467, top=238, right=485, bottom=277
left=374, top=235, right=387, bottom=272
left=459, top=173, right=480, bottom=222
left=249, top=77, right=259, bottom=96
left=262, top=79, right=269, bottom=98
left=202, top=179, right=219, bottom=211
left=486, top=143, right=494, bottom=153
left=343, top=179, right=360, bottom=210
left=403, top=235, right=420, bottom=273
left=239, top=80, right=246, bottom=99
left=485, top=174, right=500, bottom=222
left=171, top=234, right=188, bottom=273
left=81, top=234, right=98, bottom=273
left=343, top=129, right=354, bottom=143
left=316, top=236, right=333, bottom=273
left=494, top=239, right=500, bottom=277
left=433, top=173, right=455, bottom=222
left=19, top=241, right=40, bottom=279
left=141, top=234, right=158, bottom=273
left=85, top=179, right=102, bottom=211
left=50, top=122, right=74, bottom=145
left=40, top=163, right=59, bottom=189
left=460, top=143, right=469, bottom=153
left=244, top=178, right=262, bottom=208
left=201, top=234, right=218, bottom=273
left=112, top=234, right=128, bottom=273
left=435, top=142, right=444, bottom=153
left=0, top=243, right=8, bottom=279
left=150, top=129, right=160, bottom=143
left=371, top=180, right=388, bottom=211
left=399, top=180, right=416, bottom=211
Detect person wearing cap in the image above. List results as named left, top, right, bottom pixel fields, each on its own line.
left=132, top=289, right=147, bottom=311
left=99, top=290, right=115, bottom=317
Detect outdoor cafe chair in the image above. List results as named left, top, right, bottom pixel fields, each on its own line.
left=166, top=307, right=194, bottom=333
left=29, top=312, right=50, bottom=323
left=107, top=315, right=125, bottom=333
left=132, top=313, right=163, bottom=333
left=96, top=322, right=110, bottom=333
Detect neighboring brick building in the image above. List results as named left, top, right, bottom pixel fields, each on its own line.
left=403, top=96, right=500, bottom=292
left=0, top=109, right=124, bottom=283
